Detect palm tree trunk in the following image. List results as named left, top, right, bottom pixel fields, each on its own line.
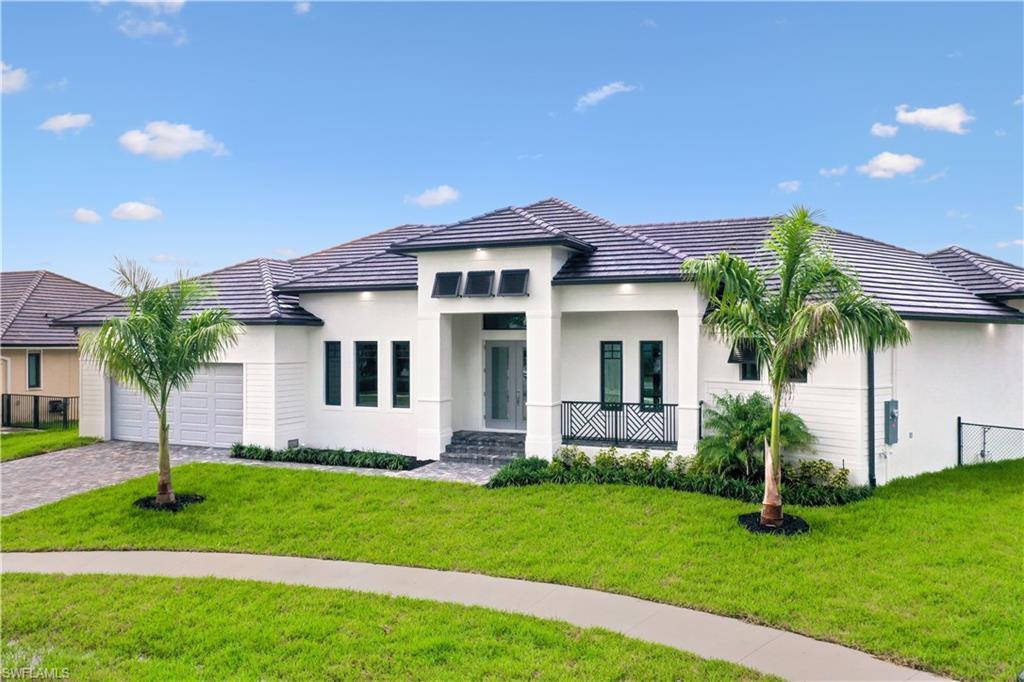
left=155, top=408, right=175, bottom=505
left=760, top=386, right=784, bottom=527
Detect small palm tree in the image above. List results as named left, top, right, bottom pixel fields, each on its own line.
left=81, top=259, right=239, bottom=506
left=683, top=207, right=910, bottom=527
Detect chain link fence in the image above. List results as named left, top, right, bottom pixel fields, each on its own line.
left=957, top=418, right=1024, bottom=466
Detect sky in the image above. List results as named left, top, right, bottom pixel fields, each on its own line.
left=2, top=1, right=1023, bottom=290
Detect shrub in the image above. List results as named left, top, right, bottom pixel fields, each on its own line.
left=230, top=443, right=413, bottom=471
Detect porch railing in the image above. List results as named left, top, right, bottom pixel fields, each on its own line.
left=561, top=401, right=677, bottom=449
left=1, top=394, right=79, bottom=430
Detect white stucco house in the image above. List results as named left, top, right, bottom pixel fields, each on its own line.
left=57, top=198, right=1024, bottom=485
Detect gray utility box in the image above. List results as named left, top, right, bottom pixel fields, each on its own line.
left=884, top=400, right=899, bottom=445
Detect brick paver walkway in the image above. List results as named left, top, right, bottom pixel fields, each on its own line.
left=1, top=441, right=500, bottom=516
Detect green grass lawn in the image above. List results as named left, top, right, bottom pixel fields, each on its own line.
left=0, top=427, right=98, bottom=462
left=2, top=574, right=769, bottom=681
left=3, top=460, right=1022, bottom=681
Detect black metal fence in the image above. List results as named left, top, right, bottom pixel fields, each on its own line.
left=561, top=401, right=678, bottom=448
left=1, top=394, right=80, bottom=430
left=957, top=417, right=1024, bottom=466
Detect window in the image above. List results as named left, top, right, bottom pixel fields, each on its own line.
left=324, top=342, right=341, bottom=405
left=355, top=342, right=378, bottom=407
left=464, top=271, right=494, bottom=297
left=482, top=313, right=526, bottom=330
left=789, top=366, right=808, bottom=383
left=497, top=269, right=529, bottom=296
left=600, top=341, right=623, bottom=407
left=740, top=361, right=760, bottom=381
left=392, top=341, right=410, bottom=408
left=639, top=341, right=663, bottom=408
left=27, top=352, right=41, bottom=389
left=728, top=341, right=759, bottom=381
left=431, top=272, right=462, bottom=298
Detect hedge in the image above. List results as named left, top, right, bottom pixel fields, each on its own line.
left=230, top=443, right=414, bottom=471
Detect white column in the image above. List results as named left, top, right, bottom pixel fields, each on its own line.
left=525, top=311, right=561, bottom=458
left=415, top=313, right=452, bottom=459
left=676, top=310, right=702, bottom=455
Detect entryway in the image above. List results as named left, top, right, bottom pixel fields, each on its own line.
left=484, top=341, right=526, bottom=431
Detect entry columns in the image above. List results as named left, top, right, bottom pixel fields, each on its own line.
left=415, top=313, right=453, bottom=459
left=525, top=311, right=562, bottom=458
left=676, top=308, right=702, bottom=455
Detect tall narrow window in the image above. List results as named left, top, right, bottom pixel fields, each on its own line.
left=355, top=341, right=378, bottom=407
left=600, top=341, right=622, bottom=407
left=740, top=361, right=760, bottom=381
left=392, top=341, right=410, bottom=409
left=639, top=341, right=663, bottom=408
left=27, top=352, right=41, bottom=389
left=324, top=342, right=341, bottom=405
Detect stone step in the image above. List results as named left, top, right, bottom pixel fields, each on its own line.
left=444, top=443, right=525, bottom=458
left=440, top=451, right=522, bottom=466
left=450, top=430, right=526, bottom=448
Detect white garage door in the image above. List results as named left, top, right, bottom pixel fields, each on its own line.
left=111, top=364, right=243, bottom=448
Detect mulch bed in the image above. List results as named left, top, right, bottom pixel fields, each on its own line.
left=133, top=493, right=206, bottom=513
left=737, top=511, right=810, bottom=536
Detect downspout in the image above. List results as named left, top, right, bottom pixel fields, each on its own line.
left=866, top=347, right=876, bottom=489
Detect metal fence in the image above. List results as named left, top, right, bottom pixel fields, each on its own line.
left=957, top=417, right=1024, bottom=466
left=561, top=401, right=678, bottom=448
left=1, top=394, right=80, bottom=430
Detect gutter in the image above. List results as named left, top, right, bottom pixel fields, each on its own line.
left=866, top=347, right=876, bottom=489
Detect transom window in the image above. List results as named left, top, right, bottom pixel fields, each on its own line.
left=355, top=342, right=378, bottom=407
left=482, top=313, right=526, bottom=330
left=464, top=271, right=495, bottom=297
left=497, top=269, right=529, bottom=296
left=431, top=272, right=462, bottom=298
left=639, top=341, right=663, bottom=408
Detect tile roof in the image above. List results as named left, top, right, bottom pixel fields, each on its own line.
left=1, top=271, right=119, bottom=346
left=925, top=246, right=1024, bottom=300
left=388, top=205, right=597, bottom=254
left=288, top=223, right=436, bottom=279
left=54, top=258, right=322, bottom=328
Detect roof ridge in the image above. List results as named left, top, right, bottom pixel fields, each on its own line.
left=623, top=216, right=776, bottom=228
left=611, top=223, right=688, bottom=260
left=256, top=258, right=282, bottom=318
left=509, top=205, right=573, bottom=238
left=535, top=197, right=617, bottom=227
left=947, top=245, right=1024, bottom=290
left=1, top=270, right=45, bottom=336
left=288, top=223, right=427, bottom=265
left=278, top=249, right=412, bottom=289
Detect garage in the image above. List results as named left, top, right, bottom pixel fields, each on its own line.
left=111, top=364, right=243, bottom=448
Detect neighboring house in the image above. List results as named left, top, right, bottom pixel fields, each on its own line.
left=1, top=270, right=118, bottom=397
left=56, top=199, right=1024, bottom=484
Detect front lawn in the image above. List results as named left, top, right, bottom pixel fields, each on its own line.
left=2, top=573, right=767, bottom=680
left=0, top=427, right=98, bottom=462
left=3, top=460, right=1022, bottom=680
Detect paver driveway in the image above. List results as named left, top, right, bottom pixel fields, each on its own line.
left=0, top=441, right=500, bottom=516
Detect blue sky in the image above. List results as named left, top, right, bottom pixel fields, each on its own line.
left=3, top=1, right=1022, bottom=289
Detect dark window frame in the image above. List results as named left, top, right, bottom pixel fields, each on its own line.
left=600, top=341, right=623, bottom=410
left=27, top=351, right=41, bottom=389
left=324, top=341, right=341, bottom=406
left=482, top=313, right=527, bottom=330
left=392, top=340, right=411, bottom=409
left=431, top=272, right=462, bottom=298
left=639, top=340, right=664, bottom=410
left=497, top=269, right=530, bottom=297
left=463, top=271, right=495, bottom=297
left=789, top=366, right=808, bottom=383
left=355, top=341, right=379, bottom=407
left=739, top=361, right=760, bottom=381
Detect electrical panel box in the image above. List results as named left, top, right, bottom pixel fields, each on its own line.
left=884, top=400, right=899, bottom=445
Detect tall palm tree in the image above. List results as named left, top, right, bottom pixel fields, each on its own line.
left=81, top=260, right=239, bottom=506
left=683, top=207, right=910, bottom=527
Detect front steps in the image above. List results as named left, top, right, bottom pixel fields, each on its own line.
left=440, top=430, right=525, bottom=465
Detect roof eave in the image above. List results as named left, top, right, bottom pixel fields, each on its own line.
left=388, top=237, right=596, bottom=255
left=276, top=283, right=418, bottom=294
left=552, top=275, right=685, bottom=286
left=900, top=312, right=1024, bottom=325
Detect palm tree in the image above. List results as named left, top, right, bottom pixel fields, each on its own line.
left=683, top=207, right=910, bottom=527
left=81, top=259, right=239, bottom=506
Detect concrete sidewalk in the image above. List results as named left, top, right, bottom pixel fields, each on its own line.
left=1, top=551, right=945, bottom=682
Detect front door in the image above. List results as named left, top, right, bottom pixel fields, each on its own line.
left=484, top=341, right=526, bottom=431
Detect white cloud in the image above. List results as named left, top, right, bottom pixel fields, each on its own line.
left=39, top=112, right=93, bottom=134
left=129, top=0, right=185, bottom=14
left=996, top=239, right=1024, bottom=248
left=857, top=152, right=924, bottom=179
left=575, top=81, right=637, bottom=112
left=112, top=201, right=162, bottom=221
left=294, top=1, right=311, bottom=14
left=404, top=185, right=459, bottom=208
left=516, top=153, right=543, bottom=161
left=1, top=62, right=29, bottom=94
left=895, top=103, right=974, bottom=134
left=945, top=209, right=969, bottom=220
left=119, top=121, right=227, bottom=160
left=920, top=169, right=947, bottom=184
left=274, top=247, right=297, bottom=258
left=994, top=129, right=1008, bottom=137
left=1014, top=95, right=1023, bottom=106
left=870, top=122, right=898, bottom=138
left=72, top=208, right=102, bottom=224
left=118, top=11, right=187, bottom=45
left=46, top=77, right=69, bottom=91
left=777, top=180, right=800, bottom=193
left=818, top=165, right=848, bottom=177
left=1016, top=204, right=1024, bottom=212
left=641, top=18, right=657, bottom=28
left=151, top=254, right=190, bottom=265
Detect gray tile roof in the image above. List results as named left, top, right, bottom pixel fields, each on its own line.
left=289, top=223, right=437, bottom=279
left=1, top=271, right=119, bottom=346
left=54, top=258, right=322, bottom=328
left=925, top=246, right=1024, bottom=300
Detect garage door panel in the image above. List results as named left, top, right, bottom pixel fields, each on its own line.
left=112, top=363, right=243, bottom=448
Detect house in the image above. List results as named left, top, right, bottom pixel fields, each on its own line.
left=55, top=199, right=1024, bottom=485
left=1, top=270, right=118, bottom=397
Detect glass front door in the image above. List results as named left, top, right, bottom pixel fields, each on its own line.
left=485, top=341, right=526, bottom=430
